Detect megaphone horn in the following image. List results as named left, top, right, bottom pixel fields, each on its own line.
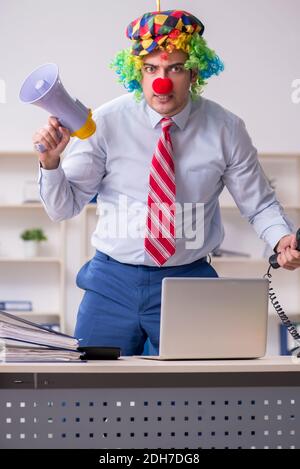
left=19, top=63, right=96, bottom=152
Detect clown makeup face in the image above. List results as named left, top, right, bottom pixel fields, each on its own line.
left=141, top=49, right=197, bottom=117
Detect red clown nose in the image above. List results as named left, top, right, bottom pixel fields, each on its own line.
left=152, top=78, right=174, bottom=95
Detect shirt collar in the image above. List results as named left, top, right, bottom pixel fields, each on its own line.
left=146, top=96, right=192, bottom=130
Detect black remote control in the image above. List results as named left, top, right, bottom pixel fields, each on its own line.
left=269, top=228, right=300, bottom=269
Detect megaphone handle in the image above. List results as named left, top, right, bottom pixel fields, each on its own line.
left=269, top=228, right=300, bottom=269
left=34, top=143, right=47, bottom=153
left=34, top=129, right=62, bottom=153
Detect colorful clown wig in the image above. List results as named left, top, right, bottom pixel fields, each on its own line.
left=111, top=10, right=224, bottom=100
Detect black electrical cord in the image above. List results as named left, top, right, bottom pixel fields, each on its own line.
left=266, top=229, right=300, bottom=357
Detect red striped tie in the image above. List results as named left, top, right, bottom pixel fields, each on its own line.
left=145, top=117, right=176, bottom=266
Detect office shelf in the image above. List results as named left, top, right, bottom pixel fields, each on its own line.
left=0, top=151, right=66, bottom=332
left=221, top=205, right=300, bottom=211
left=0, top=203, right=43, bottom=209
left=5, top=311, right=62, bottom=317
left=211, top=257, right=266, bottom=264
left=0, top=152, right=35, bottom=158
left=0, top=257, right=63, bottom=262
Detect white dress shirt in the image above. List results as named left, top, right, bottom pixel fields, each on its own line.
left=38, top=93, right=292, bottom=266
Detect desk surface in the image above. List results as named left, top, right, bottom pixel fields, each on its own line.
left=0, top=356, right=299, bottom=374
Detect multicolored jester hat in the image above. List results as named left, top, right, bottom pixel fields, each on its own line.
left=111, top=0, right=224, bottom=100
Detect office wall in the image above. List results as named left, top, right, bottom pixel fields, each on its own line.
left=0, top=0, right=299, bottom=342
left=0, top=0, right=300, bottom=152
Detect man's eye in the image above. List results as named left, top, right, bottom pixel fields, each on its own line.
left=171, top=65, right=184, bottom=73
left=144, top=66, right=156, bottom=73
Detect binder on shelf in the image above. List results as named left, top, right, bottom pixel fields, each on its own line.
left=40, top=322, right=61, bottom=333
left=280, top=322, right=300, bottom=355
left=0, top=301, right=32, bottom=311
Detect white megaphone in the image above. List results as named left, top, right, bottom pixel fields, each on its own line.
left=19, top=63, right=96, bottom=152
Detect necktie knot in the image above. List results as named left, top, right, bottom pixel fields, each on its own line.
left=161, top=117, right=174, bottom=132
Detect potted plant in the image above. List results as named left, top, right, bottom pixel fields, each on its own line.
left=20, top=228, right=47, bottom=258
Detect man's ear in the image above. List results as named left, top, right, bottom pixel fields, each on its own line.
left=190, top=69, right=198, bottom=84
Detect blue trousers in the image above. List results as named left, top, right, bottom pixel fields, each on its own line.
left=74, top=251, right=218, bottom=356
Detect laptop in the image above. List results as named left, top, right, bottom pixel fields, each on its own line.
left=140, top=277, right=269, bottom=360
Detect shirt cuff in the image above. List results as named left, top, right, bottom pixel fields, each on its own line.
left=38, top=160, right=65, bottom=185
left=262, top=225, right=293, bottom=251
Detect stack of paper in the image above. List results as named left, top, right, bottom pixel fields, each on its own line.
left=0, top=339, right=81, bottom=362
left=0, top=310, right=81, bottom=362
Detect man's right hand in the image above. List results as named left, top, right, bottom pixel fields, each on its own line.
left=33, top=116, right=71, bottom=169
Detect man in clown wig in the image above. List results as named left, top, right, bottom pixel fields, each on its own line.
left=35, top=9, right=300, bottom=355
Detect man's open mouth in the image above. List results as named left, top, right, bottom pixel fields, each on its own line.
left=154, top=94, right=173, bottom=102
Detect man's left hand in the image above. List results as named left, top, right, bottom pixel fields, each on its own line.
left=276, top=234, right=300, bottom=270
